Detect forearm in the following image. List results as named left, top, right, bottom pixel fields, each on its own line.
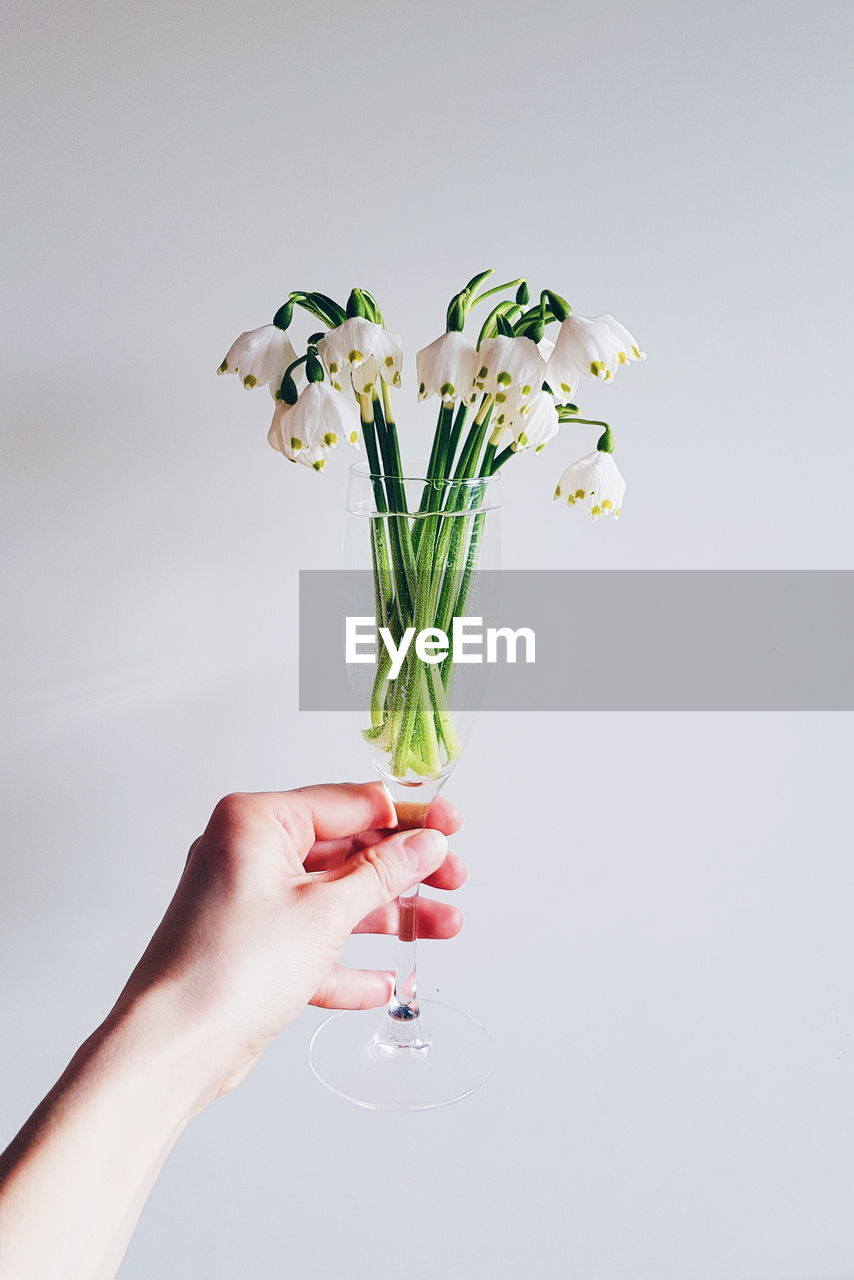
left=0, top=987, right=218, bottom=1280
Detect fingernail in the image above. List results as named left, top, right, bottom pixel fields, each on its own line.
left=402, top=827, right=447, bottom=872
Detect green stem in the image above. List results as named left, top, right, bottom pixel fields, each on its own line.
left=443, top=401, right=469, bottom=478
left=477, top=301, right=523, bottom=347
left=491, top=444, right=515, bottom=471
left=470, top=278, right=525, bottom=306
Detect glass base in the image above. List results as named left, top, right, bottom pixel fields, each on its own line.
left=308, top=999, right=494, bottom=1112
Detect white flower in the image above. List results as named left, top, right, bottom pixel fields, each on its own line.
left=546, top=314, right=644, bottom=397
left=475, top=335, right=546, bottom=402
left=416, top=332, right=480, bottom=405
left=553, top=450, right=626, bottom=519
left=511, top=390, right=559, bottom=452
left=267, top=383, right=359, bottom=471
left=474, top=335, right=547, bottom=428
left=316, top=318, right=403, bottom=393
left=538, top=335, right=556, bottom=362
left=592, top=314, right=645, bottom=365
left=218, top=325, right=297, bottom=393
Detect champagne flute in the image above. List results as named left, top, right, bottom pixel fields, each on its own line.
left=308, top=461, right=501, bottom=1110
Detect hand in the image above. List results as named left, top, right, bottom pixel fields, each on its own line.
left=115, top=782, right=466, bottom=1102
left=0, top=781, right=466, bottom=1280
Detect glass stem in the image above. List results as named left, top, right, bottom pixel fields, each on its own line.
left=390, top=883, right=420, bottom=1021
left=383, top=800, right=431, bottom=1046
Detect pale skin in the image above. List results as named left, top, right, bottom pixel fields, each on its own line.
left=0, top=782, right=466, bottom=1280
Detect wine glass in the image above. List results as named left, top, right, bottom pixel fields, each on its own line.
left=308, top=461, right=501, bottom=1110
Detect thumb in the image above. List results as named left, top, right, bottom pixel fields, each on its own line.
left=324, top=827, right=448, bottom=927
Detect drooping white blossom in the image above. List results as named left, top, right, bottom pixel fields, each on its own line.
left=592, top=314, right=645, bottom=365
left=218, top=325, right=297, bottom=393
left=474, top=335, right=547, bottom=429
left=511, top=390, right=560, bottom=453
left=474, top=335, right=546, bottom=403
left=537, top=335, right=556, bottom=362
left=316, top=318, right=403, bottom=393
left=267, top=383, right=359, bottom=471
left=416, top=332, right=480, bottom=405
left=546, top=314, right=643, bottom=397
left=553, top=449, right=626, bottom=519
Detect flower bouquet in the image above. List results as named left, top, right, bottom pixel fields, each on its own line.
left=219, top=270, right=644, bottom=785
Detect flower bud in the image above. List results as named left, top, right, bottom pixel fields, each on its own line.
left=272, top=300, right=294, bottom=330
left=446, top=294, right=467, bottom=333
left=346, top=288, right=370, bottom=319
left=465, top=268, right=493, bottom=294
left=306, top=352, right=325, bottom=383
left=546, top=291, right=572, bottom=322
left=277, top=373, right=299, bottom=404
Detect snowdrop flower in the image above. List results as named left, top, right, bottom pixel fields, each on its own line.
left=317, top=318, right=403, bottom=393
left=538, top=335, right=556, bottom=362
left=416, top=332, right=480, bottom=405
left=511, top=390, right=559, bottom=453
left=546, top=314, right=643, bottom=396
left=553, top=449, right=626, bottom=519
left=267, top=383, right=359, bottom=471
left=217, top=325, right=297, bottom=392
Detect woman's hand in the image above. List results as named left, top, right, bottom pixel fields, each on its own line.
left=118, top=781, right=466, bottom=1101
left=0, top=782, right=466, bottom=1280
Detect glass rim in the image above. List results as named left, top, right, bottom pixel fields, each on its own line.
left=349, top=460, right=502, bottom=488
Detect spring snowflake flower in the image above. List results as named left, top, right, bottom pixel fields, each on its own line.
left=553, top=449, right=626, bottom=519
left=416, top=332, right=480, bottom=405
left=546, top=314, right=644, bottom=396
left=267, top=383, right=359, bottom=471
left=475, top=335, right=546, bottom=427
left=475, top=335, right=545, bottom=401
left=217, top=325, right=297, bottom=393
left=510, top=390, right=559, bottom=452
left=593, top=314, right=645, bottom=365
left=316, top=318, right=403, bottom=393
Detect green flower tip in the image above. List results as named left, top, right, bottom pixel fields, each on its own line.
left=278, top=375, right=299, bottom=405
left=346, top=288, right=369, bottom=320
left=546, top=291, right=572, bottom=322
left=273, top=301, right=294, bottom=330
left=306, top=352, right=325, bottom=383
left=465, top=268, right=494, bottom=293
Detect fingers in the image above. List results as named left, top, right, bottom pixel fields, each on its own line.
left=280, top=781, right=397, bottom=845
left=304, top=837, right=467, bottom=890
left=303, top=793, right=464, bottom=874
left=423, top=794, right=464, bottom=838
left=310, top=965, right=393, bottom=1011
left=423, top=851, right=467, bottom=890
left=315, top=827, right=448, bottom=927
left=354, top=896, right=463, bottom=939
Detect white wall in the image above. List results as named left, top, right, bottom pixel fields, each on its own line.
left=2, top=1, right=853, bottom=1276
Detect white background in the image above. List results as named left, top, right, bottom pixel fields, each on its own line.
left=2, top=1, right=853, bottom=1275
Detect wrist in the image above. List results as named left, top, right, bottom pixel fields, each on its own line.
left=91, top=982, right=236, bottom=1122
